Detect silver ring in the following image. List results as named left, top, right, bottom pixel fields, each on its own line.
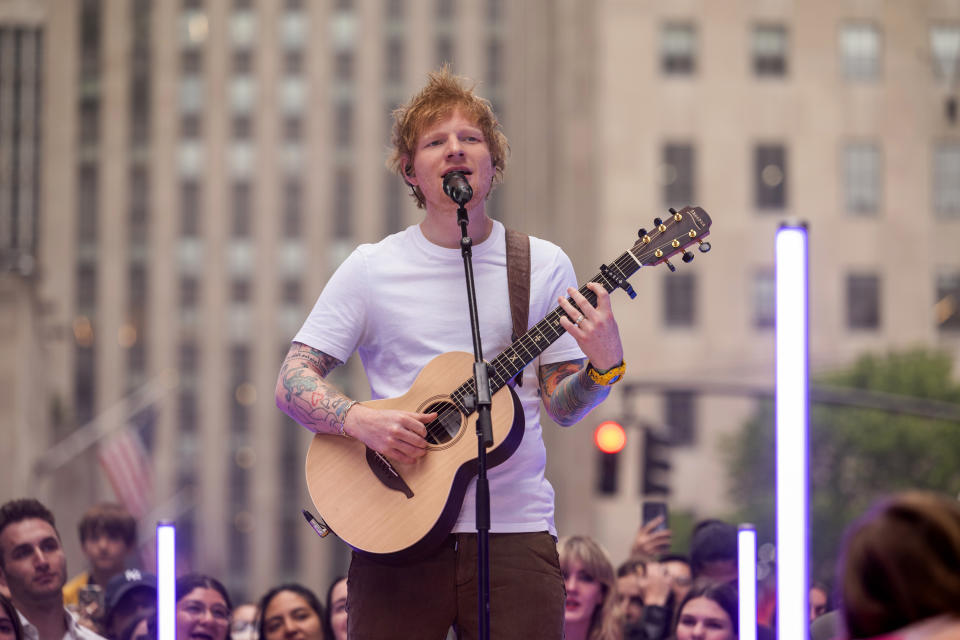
left=575, top=314, right=584, bottom=326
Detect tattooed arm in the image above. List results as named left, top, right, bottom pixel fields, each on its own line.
left=275, top=342, right=435, bottom=463
left=275, top=342, right=352, bottom=435
left=538, top=358, right=611, bottom=426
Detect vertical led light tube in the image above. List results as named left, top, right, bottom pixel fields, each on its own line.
left=738, top=524, right=758, bottom=640
left=157, top=521, right=176, bottom=640
left=775, top=225, right=809, bottom=640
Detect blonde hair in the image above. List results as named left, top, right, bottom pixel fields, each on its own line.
left=558, top=536, right=623, bottom=640
left=387, top=66, right=509, bottom=208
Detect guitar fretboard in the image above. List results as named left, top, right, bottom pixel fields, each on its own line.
left=447, top=249, right=640, bottom=413
left=445, top=205, right=711, bottom=415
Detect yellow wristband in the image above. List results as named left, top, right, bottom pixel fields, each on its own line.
left=586, top=360, right=626, bottom=386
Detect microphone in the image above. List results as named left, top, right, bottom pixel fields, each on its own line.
left=442, top=171, right=473, bottom=206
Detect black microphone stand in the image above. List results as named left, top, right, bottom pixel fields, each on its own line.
left=455, top=201, right=494, bottom=640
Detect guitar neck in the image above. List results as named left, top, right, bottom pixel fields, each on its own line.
left=449, top=249, right=642, bottom=412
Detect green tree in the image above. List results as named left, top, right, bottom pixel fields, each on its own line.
left=725, top=349, right=960, bottom=585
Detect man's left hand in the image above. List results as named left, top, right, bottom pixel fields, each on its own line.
left=557, top=282, right=624, bottom=371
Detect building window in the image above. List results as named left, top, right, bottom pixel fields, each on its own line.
left=936, top=272, right=960, bottom=331
left=232, top=181, right=252, bottom=237
left=78, top=165, right=98, bottom=245
left=181, top=180, right=200, bottom=237
left=752, top=268, right=775, bottom=329
left=755, top=144, right=787, bottom=210
left=386, top=0, right=404, bottom=20
left=934, top=143, right=960, bottom=217
left=76, top=263, right=97, bottom=314
left=130, top=167, right=149, bottom=245
left=283, top=180, right=302, bottom=238
left=753, top=24, right=787, bottom=77
left=334, top=50, right=353, bottom=83
left=661, top=23, right=696, bottom=75
left=663, top=272, right=696, bottom=327
left=486, top=37, right=502, bottom=86
left=662, top=143, right=695, bottom=207
left=335, top=101, right=353, bottom=149
left=231, top=278, right=251, bottom=303
left=843, top=142, right=881, bottom=215
left=841, top=23, right=881, bottom=81
left=334, top=168, right=352, bottom=238
left=385, top=37, right=404, bottom=84
left=664, top=390, right=696, bottom=446
left=282, top=279, right=301, bottom=304
left=180, top=276, right=199, bottom=309
left=846, top=273, right=880, bottom=330
left=384, top=172, right=403, bottom=235
left=436, top=34, right=453, bottom=67
left=930, top=26, right=960, bottom=81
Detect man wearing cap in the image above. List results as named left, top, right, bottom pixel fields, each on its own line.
left=0, top=498, right=106, bottom=640
left=101, top=570, right=155, bottom=640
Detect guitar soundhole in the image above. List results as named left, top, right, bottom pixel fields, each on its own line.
left=423, top=400, right=463, bottom=445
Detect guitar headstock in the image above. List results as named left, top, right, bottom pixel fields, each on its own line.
left=631, top=206, right=712, bottom=271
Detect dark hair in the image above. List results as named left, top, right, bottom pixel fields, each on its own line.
left=0, top=499, right=59, bottom=569
left=118, top=612, right=156, bottom=640
left=0, top=593, right=25, bottom=640
left=78, top=503, right=137, bottom=547
left=689, top=519, right=737, bottom=577
left=839, top=491, right=960, bottom=638
left=616, top=558, right=646, bottom=578
left=658, top=553, right=691, bottom=566
left=324, top=576, right=346, bottom=631
left=257, top=584, right=329, bottom=640
left=176, top=574, right=233, bottom=611
left=674, top=579, right=739, bottom=636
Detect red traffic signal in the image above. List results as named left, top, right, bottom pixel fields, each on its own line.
left=594, top=421, right=626, bottom=454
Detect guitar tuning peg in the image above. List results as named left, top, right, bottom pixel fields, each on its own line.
left=698, top=240, right=712, bottom=253
left=668, top=207, right=678, bottom=214
left=663, top=259, right=677, bottom=273
left=682, top=250, right=694, bottom=263
left=653, top=217, right=663, bottom=227
left=637, top=228, right=647, bottom=238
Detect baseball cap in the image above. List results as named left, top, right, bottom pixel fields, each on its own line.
left=105, top=569, right=158, bottom=614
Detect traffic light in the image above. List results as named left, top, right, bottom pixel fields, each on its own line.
left=595, top=421, right=626, bottom=495
left=642, top=428, right=671, bottom=496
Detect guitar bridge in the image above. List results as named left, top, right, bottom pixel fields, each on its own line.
left=365, top=447, right=414, bottom=499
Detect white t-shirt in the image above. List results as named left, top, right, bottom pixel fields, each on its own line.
left=293, top=220, right=584, bottom=537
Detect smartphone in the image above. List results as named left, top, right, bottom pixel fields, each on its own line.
left=642, top=500, right=669, bottom=532
left=77, top=584, right=105, bottom=620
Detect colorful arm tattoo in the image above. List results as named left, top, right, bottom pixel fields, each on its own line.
left=538, top=357, right=611, bottom=426
left=276, top=342, right=353, bottom=434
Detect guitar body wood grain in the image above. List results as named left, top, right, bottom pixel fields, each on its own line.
left=305, top=350, right=525, bottom=563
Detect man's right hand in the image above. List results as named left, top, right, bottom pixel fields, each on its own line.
left=343, top=404, right=436, bottom=464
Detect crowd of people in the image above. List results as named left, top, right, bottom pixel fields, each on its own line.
left=3, top=491, right=960, bottom=640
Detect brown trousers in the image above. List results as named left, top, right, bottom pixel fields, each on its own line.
left=346, top=531, right=565, bottom=640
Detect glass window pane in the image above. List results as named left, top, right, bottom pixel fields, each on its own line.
left=844, top=142, right=881, bottom=214
left=934, top=143, right=960, bottom=217
left=841, top=23, right=880, bottom=81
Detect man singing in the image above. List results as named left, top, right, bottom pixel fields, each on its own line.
left=276, top=67, right=626, bottom=639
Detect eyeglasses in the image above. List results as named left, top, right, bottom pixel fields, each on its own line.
left=179, top=601, right=230, bottom=622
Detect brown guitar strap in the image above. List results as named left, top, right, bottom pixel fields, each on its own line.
left=505, top=228, right=530, bottom=387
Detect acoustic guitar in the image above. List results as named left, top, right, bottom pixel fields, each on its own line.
left=305, top=206, right=713, bottom=562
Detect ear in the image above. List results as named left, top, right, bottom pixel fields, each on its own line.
left=402, top=156, right=418, bottom=186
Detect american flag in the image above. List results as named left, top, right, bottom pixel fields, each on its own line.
left=97, top=419, right=154, bottom=519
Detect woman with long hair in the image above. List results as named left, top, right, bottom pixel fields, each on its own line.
left=673, top=580, right=738, bottom=640
left=558, top=535, right=621, bottom=640
left=258, top=584, right=329, bottom=640
left=0, top=594, right=24, bottom=640
left=175, top=575, right=232, bottom=640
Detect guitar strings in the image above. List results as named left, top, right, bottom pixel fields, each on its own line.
left=420, top=218, right=693, bottom=443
